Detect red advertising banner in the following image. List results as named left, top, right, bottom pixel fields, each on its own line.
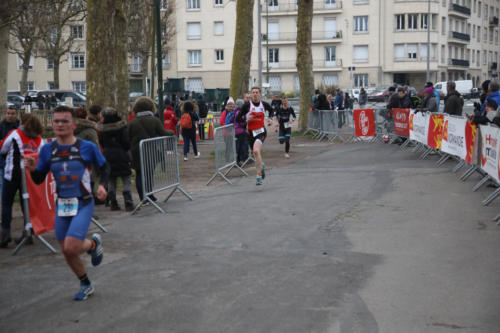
left=25, top=154, right=56, bottom=235
left=393, top=108, right=410, bottom=137
left=464, top=121, right=478, bottom=164
left=353, top=109, right=375, bottom=137
left=427, top=114, right=445, bottom=149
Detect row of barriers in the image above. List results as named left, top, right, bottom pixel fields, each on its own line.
left=306, top=107, right=499, bottom=223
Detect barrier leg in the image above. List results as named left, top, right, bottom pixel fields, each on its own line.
left=12, top=228, right=57, bottom=256
left=419, top=147, right=433, bottom=160
left=460, top=165, right=484, bottom=181
left=207, top=171, right=232, bottom=185
left=132, top=196, right=165, bottom=215
left=91, top=217, right=108, bottom=233
left=493, top=213, right=500, bottom=225
left=472, top=175, right=492, bottom=192
left=452, top=160, right=465, bottom=173
left=163, top=186, right=194, bottom=203
left=483, top=188, right=500, bottom=206
left=223, top=163, right=249, bottom=177
left=436, top=153, right=451, bottom=166
left=241, top=152, right=255, bottom=168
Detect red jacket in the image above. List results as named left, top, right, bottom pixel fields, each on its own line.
left=163, top=107, right=178, bottom=135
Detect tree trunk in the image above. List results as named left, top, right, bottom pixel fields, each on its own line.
left=141, top=53, right=149, bottom=95
left=296, top=0, right=314, bottom=131
left=229, top=0, right=254, bottom=99
left=20, top=51, right=31, bottom=95
left=53, top=56, right=60, bottom=89
left=87, top=0, right=129, bottom=119
left=0, top=24, right=8, bottom=109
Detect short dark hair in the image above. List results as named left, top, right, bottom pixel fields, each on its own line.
left=425, top=82, right=434, bottom=88
left=397, top=87, right=405, bottom=93
left=489, top=81, right=499, bottom=92
left=486, top=99, right=498, bottom=110
left=75, top=107, right=87, bottom=120
left=133, top=96, right=156, bottom=114
left=88, top=104, right=102, bottom=116
left=21, top=114, right=43, bottom=136
left=54, top=105, right=75, bottom=119
left=447, top=81, right=456, bottom=90
left=389, top=86, right=396, bottom=92
left=482, top=80, right=491, bottom=92
left=251, top=86, right=261, bottom=92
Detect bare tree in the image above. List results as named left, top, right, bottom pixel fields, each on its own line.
left=296, top=0, right=314, bottom=131
left=230, top=0, right=254, bottom=99
left=37, top=0, right=86, bottom=89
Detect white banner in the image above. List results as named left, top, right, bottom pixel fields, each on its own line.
left=479, top=125, right=500, bottom=183
left=409, top=111, right=429, bottom=144
left=441, top=116, right=467, bottom=160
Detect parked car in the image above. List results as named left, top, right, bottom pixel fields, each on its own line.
left=434, top=80, right=473, bottom=99
left=345, top=88, right=360, bottom=103
left=38, top=90, right=86, bottom=108
left=7, top=95, right=25, bottom=110
left=367, top=86, right=394, bottom=102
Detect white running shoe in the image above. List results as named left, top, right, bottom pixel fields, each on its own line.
left=194, top=152, right=201, bottom=159
left=183, top=156, right=188, bottom=161
left=284, top=153, right=290, bottom=159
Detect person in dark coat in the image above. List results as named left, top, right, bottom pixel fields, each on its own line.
left=316, top=94, right=331, bottom=110
left=443, top=81, right=464, bottom=116
left=128, top=97, right=174, bottom=202
left=398, top=87, right=412, bottom=108
left=0, top=107, right=19, bottom=195
left=98, top=107, right=133, bottom=211
left=197, top=95, right=208, bottom=140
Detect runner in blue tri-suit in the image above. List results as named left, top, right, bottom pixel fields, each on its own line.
left=24, top=106, right=109, bottom=301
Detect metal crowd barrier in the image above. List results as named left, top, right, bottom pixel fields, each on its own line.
left=304, top=109, right=320, bottom=137
left=133, top=135, right=192, bottom=214
left=207, top=124, right=248, bottom=185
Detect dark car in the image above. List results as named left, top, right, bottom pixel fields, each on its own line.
left=38, top=90, right=86, bottom=108
left=7, top=95, right=25, bottom=110
left=367, top=87, right=393, bottom=103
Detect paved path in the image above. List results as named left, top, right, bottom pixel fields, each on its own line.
left=0, top=141, right=499, bottom=332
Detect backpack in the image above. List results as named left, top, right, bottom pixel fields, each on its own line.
left=225, top=110, right=236, bottom=125
left=180, top=113, right=192, bottom=129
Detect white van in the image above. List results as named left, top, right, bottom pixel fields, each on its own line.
left=434, top=80, right=473, bottom=98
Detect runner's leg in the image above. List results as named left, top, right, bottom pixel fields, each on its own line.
left=253, top=140, right=262, bottom=175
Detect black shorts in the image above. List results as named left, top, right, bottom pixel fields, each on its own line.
left=248, top=127, right=267, bottom=149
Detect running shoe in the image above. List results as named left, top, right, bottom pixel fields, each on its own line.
left=284, top=153, right=290, bottom=159
left=261, top=164, right=266, bottom=179
left=194, top=152, right=201, bottom=159
left=74, top=282, right=94, bottom=301
left=90, top=233, right=103, bottom=267
left=256, top=176, right=263, bottom=185
left=184, top=156, right=188, bottom=161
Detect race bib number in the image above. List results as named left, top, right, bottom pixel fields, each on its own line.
left=57, top=197, right=78, bottom=217
left=252, top=127, right=265, bottom=137
left=283, top=122, right=291, bottom=129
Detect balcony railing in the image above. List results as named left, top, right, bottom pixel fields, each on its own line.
left=448, top=58, right=469, bottom=67
left=448, top=2, right=471, bottom=16
left=490, top=17, right=499, bottom=26
left=448, top=31, right=470, bottom=41
left=262, top=58, right=342, bottom=70
left=264, top=30, right=342, bottom=42
left=265, top=1, right=342, bottom=14
left=490, top=62, right=498, bottom=70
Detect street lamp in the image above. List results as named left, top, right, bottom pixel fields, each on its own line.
left=426, top=0, right=431, bottom=82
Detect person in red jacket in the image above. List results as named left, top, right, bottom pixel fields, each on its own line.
left=163, top=100, right=178, bottom=135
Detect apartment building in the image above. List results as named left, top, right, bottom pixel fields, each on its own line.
left=6, top=0, right=500, bottom=95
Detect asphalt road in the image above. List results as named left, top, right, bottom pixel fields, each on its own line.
left=0, top=141, right=499, bottom=333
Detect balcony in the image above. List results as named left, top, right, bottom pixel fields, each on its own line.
left=490, top=62, right=498, bottom=70
left=448, top=58, right=469, bottom=68
left=263, top=30, right=342, bottom=44
left=129, top=63, right=142, bottom=73
left=262, top=59, right=342, bottom=72
left=490, top=17, right=499, bottom=26
left=448, top=31, right=470, bottom=44
left=448, top=2, right=471, bottom=18
left=264, top=1, right=342, bottom=16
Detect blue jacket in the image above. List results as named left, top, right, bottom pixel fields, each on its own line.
left=434, top=89, right=440, bottom=108
left=480, top=90, right=500, bottom=113
left=334, top=94, right=343, bottom=109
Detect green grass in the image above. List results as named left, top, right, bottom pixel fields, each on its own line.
left=291, top=130, right=316, bottom=139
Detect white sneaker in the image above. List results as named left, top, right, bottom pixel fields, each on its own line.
left=183, top=157, right=188, bottom=161
left=194, top=152, right=201, bottom=159
left=284, top=153, right=290, bottom=159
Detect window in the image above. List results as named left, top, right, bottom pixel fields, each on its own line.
left=420, top=44, right=436, bottom=59
left=294, top=75, right=300, bottom=91
left=47, top=57, right=54, bottom=70
left=407, top=44, right=417, bottom=59
left=17, top=55, right=34, bottom=70
left=48, top=81, right=55, bottom=90
left=324, top=0, right=337, bottom=8
left=322, top=74, right=338, bottom=86
left=354, top=16, right=368, bottom=32
left=268, top=0, right=279, bottom=11
left=324, top=46, right=336, bottom=66
left=70, top=53, right=85, bottom=69
left=484, top=27, right=487, bottom=41
left=394, top=44, right=405, bottom=60
left=131, top=56, right=142, bottom=72
left=353, top=74, right=368, bottom=87
left=162, top=54, right=170, bottom=68
left=472, top=24, right=475, bottom=38
left=214, top=0, right=223, bottom=6
left=477, top=50, right=480, bottom=66
left=268, top=21, right=280, bottom=40
left=19, top=81, right=35, bottom=90
left=187, top=0, right=200, bottom=10
left=408, top=14, right=418, bottom=30
left=396, top=14, right=405, bottom=30
left=442, top=17, right=446, bottom=35
left=269, top=76, right=281, bottom=90
left=421, top=14, right=428, bottom=29
left=215, top=49, right=224, bottom=62
left=353, top=45, right=368, bottom=62
left=490, top=28, right=493, bottom=42
left=160, top=0, right=169, bottom=10
left=268, top=48, right=279, bottom=67
left=72, top=81, right=86, bottom=94
left=478, top=1, right=481, bottom=17
left=188, top=50, right=202, bottom=66
left=483, top=51, right=487, bottom=65
left=187, top=22, right=201, bottom=39
left=441, top=45, right=445, bottom=63
left=187, top=78, right=203, bottom=92
left=70, top=25, right=84, bottom=39
left=477, top=26, right=481, bottom=42
left=214, top=21, right=224, bottom=36
left=324, top=18, right=337, bottom=38
left=354, top=0, right=369, bottom=4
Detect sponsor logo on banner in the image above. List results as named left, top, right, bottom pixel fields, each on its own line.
left=480, top=125, right=500, bottom=183
left=25, top=153, right=56, bottom=235
left=409, top=111, right=429, bottom=144
left=441, top=116, right=467, bottom=160
left=465, top=121, right=477, bottom=164
left=427, top=114, right=444, bottom=149
left=393, top=108, right=410, bottom=137
left=354, top=109, right=375, bottom=137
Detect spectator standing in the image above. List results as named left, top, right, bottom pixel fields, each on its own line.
left=128, top=97, right=174, bottom=202
left=88, top=104, right=102, bottom=124
left=75, top=108, right=99, bottom=146
left=334, top=89, right=343, bottom=110
left=180, top=101, right=200, bottom=161
left=98, top=107, right=133, bottom=211
left=443, top=81, right=464, bottom=116
left=425, top=82, right=440, bottom=109
left=270, top=94, right=281, bottom=133
left=163, top=100, right=178, bottom=135
left=420, top=87, right=438, bottom=113
left=316, top=94, right=331, bottom=110
left=197, top=95, right=208, bottom=140
left=0, top=107, right=20, bottom=193
left=358, top=88, right=367, bottom=107
left=399, top=87, right=412, bottom=108
left=220, top=97, right=237, bottom=162
left=343, top=92, right=352, bottom=110
left=387, top=86, right=400, bottom=112
left=0, top=114, right=43, bottom=247
left=234, top=98, right=248, bottom=165
left=35, top=93, right=45, bottom=110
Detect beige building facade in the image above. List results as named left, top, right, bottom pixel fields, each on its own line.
left=6, top=0, right=500, bottom=96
